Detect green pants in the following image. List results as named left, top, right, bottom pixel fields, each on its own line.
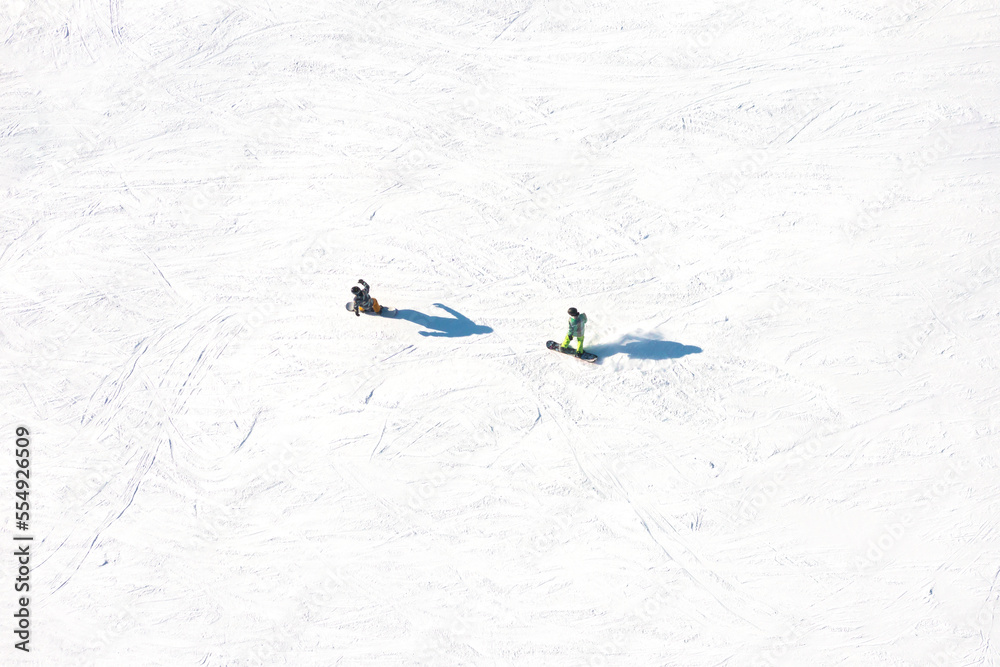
left=562, top=334, right=584, bottom=353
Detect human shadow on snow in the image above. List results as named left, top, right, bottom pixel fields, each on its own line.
left=587, top=333, right=702, bottom=361
left=396, top=303, right=493, bottom=338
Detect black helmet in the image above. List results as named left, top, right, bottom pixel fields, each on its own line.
left=568, top=307, right=579, bottom=317
left=351, top=286, right=361, bottom=295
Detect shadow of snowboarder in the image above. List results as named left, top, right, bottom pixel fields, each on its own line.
left=587, top=333, right=702, bottom=360
left=396, top=303, right=493, bottom=338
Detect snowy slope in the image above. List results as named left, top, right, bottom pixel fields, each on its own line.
left=3, top=1, right=1000, bottom=665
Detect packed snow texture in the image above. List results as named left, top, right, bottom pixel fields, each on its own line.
left=3, top=1, right=1000, bottom=665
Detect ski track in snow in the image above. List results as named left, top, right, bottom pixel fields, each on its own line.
left=2, top=0, right=1000, bottom=665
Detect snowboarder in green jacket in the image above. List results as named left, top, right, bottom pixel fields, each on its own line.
left=561, top=307, right=587, bottom=356
left=351, top=279, right=382, bottom=316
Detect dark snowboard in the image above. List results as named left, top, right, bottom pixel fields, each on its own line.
left=346, top=302, right=397, bottom=318
left=547, top=340, right=598, bottom=363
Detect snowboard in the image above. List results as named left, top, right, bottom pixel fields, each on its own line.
left=346, top=302, right=397, bottom=318
left=546, top=340, right=598, bottom=363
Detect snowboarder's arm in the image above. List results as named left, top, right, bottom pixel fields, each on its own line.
left=358, top=279, right=369, bottom=291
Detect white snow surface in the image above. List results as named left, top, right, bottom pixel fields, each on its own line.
left=3, top=1, right=1000, bottom=665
